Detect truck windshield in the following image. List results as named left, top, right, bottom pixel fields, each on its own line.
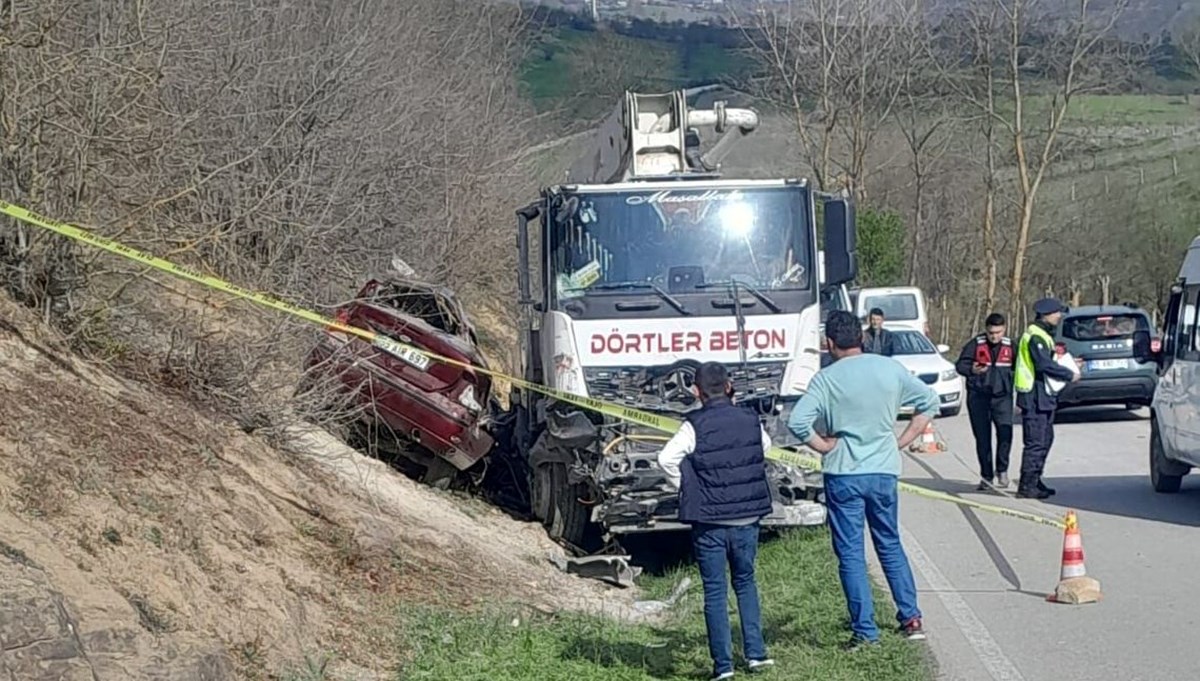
left=549, top=185, right=811, bottom=299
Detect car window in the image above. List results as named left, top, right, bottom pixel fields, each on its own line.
left=891, top=331, right=936, bottom=355
left=1180, top=295, right=1199, bottom=358
left=369, top=283, right=465, bottom=336
left=1061, top=313, right=1148, bottom=341
left=820, top=286, right=849, bottom=322
left=863, top=293, right=919, bottom=321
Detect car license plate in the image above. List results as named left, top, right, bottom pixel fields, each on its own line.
left=373, top=335, right=432, bottom=371
left=1086, top=358, right=1128, bottom=371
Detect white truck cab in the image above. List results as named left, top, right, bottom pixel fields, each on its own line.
left=1148, top=236, right=1200, bottom=493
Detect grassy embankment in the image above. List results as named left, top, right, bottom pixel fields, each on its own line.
left=397, top=529, right=931, bottom=681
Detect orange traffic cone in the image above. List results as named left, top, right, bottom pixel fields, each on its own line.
left=908, top=422, right=945, bottom=454
left=1047, top=510, right=1102, bottom=604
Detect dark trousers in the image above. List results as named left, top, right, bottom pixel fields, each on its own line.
left=692, top=522, right=768, bottom=675
left=1019, top=407, right=1056, bottom=490
left=967, top=392, right=1013, bottom=480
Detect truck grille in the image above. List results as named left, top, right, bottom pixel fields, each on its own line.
left=584, top=362, right=786, bottom=413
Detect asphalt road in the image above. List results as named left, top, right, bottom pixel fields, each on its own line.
left=890, top=406, right=1200, bottom=681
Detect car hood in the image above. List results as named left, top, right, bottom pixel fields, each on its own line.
left=891, top=353, right=953, bottom=375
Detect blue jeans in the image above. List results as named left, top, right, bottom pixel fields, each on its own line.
left=692, top=522, right=768, bottom=675
left=824, top=473, right=921, bottom=641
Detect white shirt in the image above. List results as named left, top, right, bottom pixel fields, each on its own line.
left=656, top=422, right=773, bottom=491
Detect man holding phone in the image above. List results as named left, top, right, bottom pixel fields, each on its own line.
left=955, top=313, right=1016, bottom=490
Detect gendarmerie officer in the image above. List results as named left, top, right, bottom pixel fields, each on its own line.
left=1014, top=298, right=1080, bottom=499
left=955, top=313, right=1015, bottom=490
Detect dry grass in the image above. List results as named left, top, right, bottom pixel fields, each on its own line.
left=0, top=295, right=637, bottom=680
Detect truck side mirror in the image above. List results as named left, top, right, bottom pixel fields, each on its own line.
left=1132, top=329, right=1154, bottom=364
left=822, top=197, right=857, bottom=286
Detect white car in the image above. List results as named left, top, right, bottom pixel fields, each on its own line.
left=887, top=329, right=963, bottom=417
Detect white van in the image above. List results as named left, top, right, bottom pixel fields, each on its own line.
left=853, top=286, right=929, bottom=336
left=1147, top=236, right=1200, bottom=493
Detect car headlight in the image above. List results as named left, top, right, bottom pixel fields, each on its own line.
left=940, top=369, right=957, bottom=382
left=458, top=384, right=482, bottom=413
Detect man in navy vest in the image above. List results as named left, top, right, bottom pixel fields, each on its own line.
left=658, top=362, right=775, bottom=680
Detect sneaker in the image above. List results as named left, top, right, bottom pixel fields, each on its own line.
left=900, top=617, right=927, bottom=641
left=712, top=672, right=735, bottom=681
left=748, top=658, right=775, bottom=672
left=976, top=479, right=992, bottom=491
left=841, top=636, right=879, bottom=652
left=997, top=473, right=1010, bottom=488
left=1037, top=480, right=1056, bottom=496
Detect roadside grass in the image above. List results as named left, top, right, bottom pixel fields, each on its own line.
left=396, top=528, right=930, bottom=681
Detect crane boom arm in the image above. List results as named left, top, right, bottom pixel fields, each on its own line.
left=566, top=89, right=760, bottom=185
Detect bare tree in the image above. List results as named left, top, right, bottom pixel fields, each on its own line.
left=938, top=0, right=1130, bottom=323
left=0, top=0, right=535, bottom=422
left=1175, top=17, right=1200, bottom=79
left=732, top=0, right=913, bottom=199
left=893, top=10, right=958, bottom=285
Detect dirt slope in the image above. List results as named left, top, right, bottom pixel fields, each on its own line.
left=0, top=297, right=635, bottom=680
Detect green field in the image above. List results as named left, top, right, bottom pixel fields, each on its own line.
left=397, top=528, right=930, bottom=681
left=521, top=27, right=750, bottom=120
left=1002, top=93, right=1200, bottom=128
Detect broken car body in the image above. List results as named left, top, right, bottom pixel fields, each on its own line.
left=301, top=273, right=495, bottom=485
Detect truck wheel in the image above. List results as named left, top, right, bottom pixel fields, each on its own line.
left=1150, top=416, right=1187, bottom=494
left=547, top=463, right=590, bottom=548
left=531, top=463, right=554, bottom=524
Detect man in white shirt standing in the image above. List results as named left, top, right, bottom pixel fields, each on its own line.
left=658, top=362, right=776, bottom=680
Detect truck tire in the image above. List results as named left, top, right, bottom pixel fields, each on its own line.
left=1150, top=416, right=1187, bottom=494
left=532, top=463, right=554, bottom=524
left=547, top=463, right=589, bottom=548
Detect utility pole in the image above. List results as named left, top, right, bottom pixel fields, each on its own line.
left=591, top=0, right=599, bottom=22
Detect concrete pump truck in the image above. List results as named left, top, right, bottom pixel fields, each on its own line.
left=512, top=89, right=858, bottom=549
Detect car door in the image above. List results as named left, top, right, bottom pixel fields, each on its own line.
left=1159, top=286, right=1200, bottom=462
left=1177, top=288, right=1200, bottom=467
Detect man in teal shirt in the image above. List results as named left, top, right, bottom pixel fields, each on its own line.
left=788, top=310, right=939, bottom=649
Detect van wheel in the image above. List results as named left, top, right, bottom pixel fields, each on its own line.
left=1150, top=416, right=1187, bottom=493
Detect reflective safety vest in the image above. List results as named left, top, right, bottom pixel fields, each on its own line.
left=973, top=335, right=1014, bottom=368
left=1015, top=324, right=1054, bottom=393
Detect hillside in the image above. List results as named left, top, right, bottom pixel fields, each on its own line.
left=0, top=294, right=636, bottom=679
left=518, top=19, right=1200, bottom=337
left=552, top=0, right=1200, bottom=40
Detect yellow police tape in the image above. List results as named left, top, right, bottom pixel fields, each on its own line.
left=0, top=198, right=1066, bottom=531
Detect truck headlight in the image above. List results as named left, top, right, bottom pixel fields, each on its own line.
left=940, top=369, right=957, bottom=382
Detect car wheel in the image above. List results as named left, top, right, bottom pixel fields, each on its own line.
left=421, top=457, right=460, bottom=491
left=1150, top=416, right=1187, bottom=494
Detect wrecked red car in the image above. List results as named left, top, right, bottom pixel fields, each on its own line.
left=299, top=273, right=495, bottom=485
